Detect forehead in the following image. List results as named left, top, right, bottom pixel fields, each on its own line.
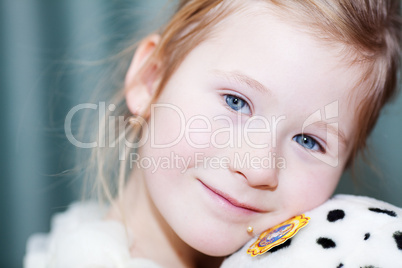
left=189, top=3, right=363, bottom=109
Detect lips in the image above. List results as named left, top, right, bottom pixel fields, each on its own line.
left=198, top=179, right=266, bottom=213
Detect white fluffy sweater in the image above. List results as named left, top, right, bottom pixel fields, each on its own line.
left=24, top=202, right=162, bottom=268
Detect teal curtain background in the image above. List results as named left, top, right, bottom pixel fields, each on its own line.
left=0, top=1, right=172, bottom=267
left=0, top=1, right=401, bottom=267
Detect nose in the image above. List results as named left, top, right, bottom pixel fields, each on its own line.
left=219, top=118, right=280, bottom=190
left=229, top=150, right=279, bottom=190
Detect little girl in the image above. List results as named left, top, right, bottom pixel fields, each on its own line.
left=25, top=0, right=401, bottom=267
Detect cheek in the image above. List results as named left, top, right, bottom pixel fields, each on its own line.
left=150, top=105, right=186, bottom=146
left=283, top=164, right=342, bottom=213
left=185, top=118, right=214, bottom=149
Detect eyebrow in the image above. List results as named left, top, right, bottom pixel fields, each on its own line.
left=307, top=121, right=348, bottom=148
left=211, top=70, right=272, bottom=95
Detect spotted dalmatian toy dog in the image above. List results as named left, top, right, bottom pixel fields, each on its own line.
left=221, top=195, right=402, bottom=268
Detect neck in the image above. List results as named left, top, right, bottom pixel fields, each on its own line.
left=106, top=169, right=223, bottom=268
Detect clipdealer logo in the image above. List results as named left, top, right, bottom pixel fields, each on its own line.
left=64, top=101, right=340, bottom=167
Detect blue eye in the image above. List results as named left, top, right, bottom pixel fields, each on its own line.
left=224, top=94, right=251, bottom=114
left=293, top=134, right=324, bottom=152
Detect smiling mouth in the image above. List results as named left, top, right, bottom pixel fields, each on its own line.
left=198, top=179, right=266, bottom=213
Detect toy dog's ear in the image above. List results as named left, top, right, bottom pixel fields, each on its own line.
left=125, top=34, right=161, bottom=117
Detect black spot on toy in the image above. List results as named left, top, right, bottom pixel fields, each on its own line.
left=337, top=263, right=344, bottom=268
left=327, top=209, right=345, bottom=222
left=270, top=238, right=292, bottom=253
left=368, top=207, right=397, bottom=217
left=364, top=233, right=370, bottom=240
left=316, top=237, right=336, bottom=249
left=393, top=231, right=402, bottom=250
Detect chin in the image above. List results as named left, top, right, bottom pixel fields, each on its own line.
left=193, top=242, right=243, bottom=257
left=179, top=225, right=248, bottom=257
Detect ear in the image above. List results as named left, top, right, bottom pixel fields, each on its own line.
left=125, top=34, right=161, bottom=116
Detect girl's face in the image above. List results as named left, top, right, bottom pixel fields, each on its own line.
left=129, top=5, right=361, bottom=257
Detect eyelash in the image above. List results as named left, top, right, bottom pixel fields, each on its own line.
left=292, top=134, right=326, bottom=153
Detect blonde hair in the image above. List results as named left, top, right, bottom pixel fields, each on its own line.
left=84, top=0, right=401, bottom=203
